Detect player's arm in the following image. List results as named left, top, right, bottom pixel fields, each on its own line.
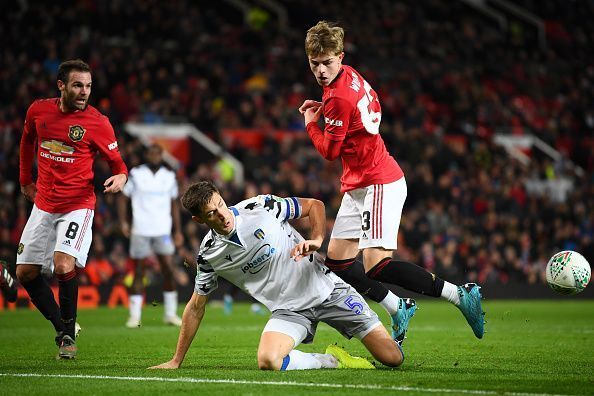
left=305, top=97, right=351, bottom=161
left=118, top=171, right=134, bottom=237
left=20, top=103, right=38, bottom=202
left=172, top=198, right=184, bottom=248
left=95, top=119, right=128, bottom=193
left=171, top=177, right=184, bottom=247
left=290, top=198, right=326, bottom=261
left=148, top=292, right=208, bottom=369
left=117, top=194, right=130, bottom=237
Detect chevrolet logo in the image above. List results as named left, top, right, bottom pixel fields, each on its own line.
left=40, top=140, right=74, bottom=155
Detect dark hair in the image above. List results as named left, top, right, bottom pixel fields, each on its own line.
left=181, top=181, right=219, bottom=216
left=148, top=143, right=163, bottom=153
left=57, top=59, right=91, bottom=83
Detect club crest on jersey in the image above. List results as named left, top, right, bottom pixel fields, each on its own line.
left=254, top=228, right=265, bottom=240
left=68, top=125, right=86, bottom=142
left=17, top=243, right=24, bottom=255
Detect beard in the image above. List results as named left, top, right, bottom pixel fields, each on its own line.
left=62, top=92, right=88, bottom=111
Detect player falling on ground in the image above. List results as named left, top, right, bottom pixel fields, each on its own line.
left=299, top=21, right=485, bottom=342
left=17, top=59, right=128, bottom=359
left=150, top=181, right=403, bottom=371
left=118, top=144, right=184, bottom=328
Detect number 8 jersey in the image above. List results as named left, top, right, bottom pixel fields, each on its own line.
left=306, top=65, right=403, bottom=192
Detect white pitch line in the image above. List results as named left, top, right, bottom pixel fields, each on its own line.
left=0, top=373, right=575, bottom=396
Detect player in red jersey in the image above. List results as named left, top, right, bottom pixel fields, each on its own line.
left=16, top=59, right=128, bottom=359
left=299, top=21, right=485, bottom=343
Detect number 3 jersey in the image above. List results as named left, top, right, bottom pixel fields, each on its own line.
left=194, top=195, right=339, bottom=312
left=306, top=64, right=403, bottom=192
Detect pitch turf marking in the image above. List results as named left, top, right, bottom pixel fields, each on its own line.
left=0, top=373, right=575, bottom=396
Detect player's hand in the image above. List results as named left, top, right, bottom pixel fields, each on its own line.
left=291, top=239, right=322, bottom=261
left=21, top=183, right=37, bottom=202
left=174, top=231, right=184, bottom=249
left=304, top=105, right=323, bottom=126
left=299, top=99, right=323, bottom=114
left=104, top=173, right=127, bottom=194
left=148, top=360, right=180, bottom=369
left=121, top=222, right=130, bottom=238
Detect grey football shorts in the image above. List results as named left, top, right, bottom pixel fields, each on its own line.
left=269, top=280, right=382, bottom=344
left=129, top=234, right=175, bottom=259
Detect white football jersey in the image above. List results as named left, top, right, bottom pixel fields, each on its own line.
left=122, top=164, right=178, bottom=236
left=194, top=195, right=338, bottom=311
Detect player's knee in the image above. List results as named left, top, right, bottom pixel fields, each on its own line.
left=16, top=265, right=38, bottom=283
left=381, top=348, right=404, bottom=367
left=257, top=350, right=282, bottom=371
left=53, top=261, right=73, bottom=275
left=53, top=253, right=75, bottom=274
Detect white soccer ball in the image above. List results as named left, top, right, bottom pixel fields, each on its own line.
left=546, top=250, right=591, bottom=295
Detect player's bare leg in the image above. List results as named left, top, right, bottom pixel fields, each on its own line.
left=326, top=238, right=359, bottom=260
left=157, top=254, right=181, bottom=326
left=258, top=330, right=338, bottom=370
left=257, top=331, right=296, bottom=370
left=360, top=325, right=404, bottom=367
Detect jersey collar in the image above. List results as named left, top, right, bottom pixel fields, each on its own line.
left=214, top=207, right=244, bottom=248
left=325, top=66, right=345, bottom=91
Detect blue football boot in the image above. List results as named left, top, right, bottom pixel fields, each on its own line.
left=391, top=298, right=417, bottom=345
left=457, top=283, right=485, bottom=339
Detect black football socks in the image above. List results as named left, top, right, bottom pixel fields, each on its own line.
left=57, top=270, right=78, bottom=339
left=21, top=274, right=64, bottom=333
left=325, top=257, right=390, bottom=302
left=367, top=258, right=445, bottom=297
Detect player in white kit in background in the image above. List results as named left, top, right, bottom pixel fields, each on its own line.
left=118, top=144, right=184, bottom=327
left=149, top=181, right=405, bottom=371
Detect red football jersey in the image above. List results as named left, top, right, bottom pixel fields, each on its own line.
left=306, top=65, right=403, bottom=192
left=20, top=98, right=128, bottom=213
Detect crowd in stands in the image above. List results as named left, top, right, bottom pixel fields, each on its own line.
left=1, top=0, right=593, bottom=296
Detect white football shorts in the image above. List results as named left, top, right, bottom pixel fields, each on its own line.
left=129, top=234, right=175, bottom=259
left=16, top=204, right=94, bottom=271
left=331, top=177, right=407, bottom=250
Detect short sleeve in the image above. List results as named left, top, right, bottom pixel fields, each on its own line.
left=194, top=253, right=219, bottom=295
left=259, top=194, right=302, bottom=222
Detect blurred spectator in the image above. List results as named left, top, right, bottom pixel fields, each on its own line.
left=1, top=0, right=593, bottom=294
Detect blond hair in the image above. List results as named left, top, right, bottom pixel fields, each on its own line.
left=305, top=21, right=344, bottom=57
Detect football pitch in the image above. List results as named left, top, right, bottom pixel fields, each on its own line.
left=1, top=300, right=593, bottom=395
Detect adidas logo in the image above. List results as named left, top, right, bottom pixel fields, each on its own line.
left=62, top=240, right=71, bottom=246
left=361, top=232, right=368, bottom=239
left=224, top=254, right=233, bottom=262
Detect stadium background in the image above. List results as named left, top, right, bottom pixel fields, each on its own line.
left=1, top=0, right=593, bottom=309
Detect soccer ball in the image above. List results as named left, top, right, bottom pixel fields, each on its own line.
left=546, top=250, right=591, bottom=295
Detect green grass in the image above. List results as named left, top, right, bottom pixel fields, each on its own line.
left=1, top=300, right=593, bottom=395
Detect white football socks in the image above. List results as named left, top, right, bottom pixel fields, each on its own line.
left=441, top=281, right=460, bottom=305
left=128, top=294, right=143, bottom=320
left=379, top=291, right=400, bottom=315
left=281, top=350, right=338, bottom=370
left=163, top=291, right=178, bottom=318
